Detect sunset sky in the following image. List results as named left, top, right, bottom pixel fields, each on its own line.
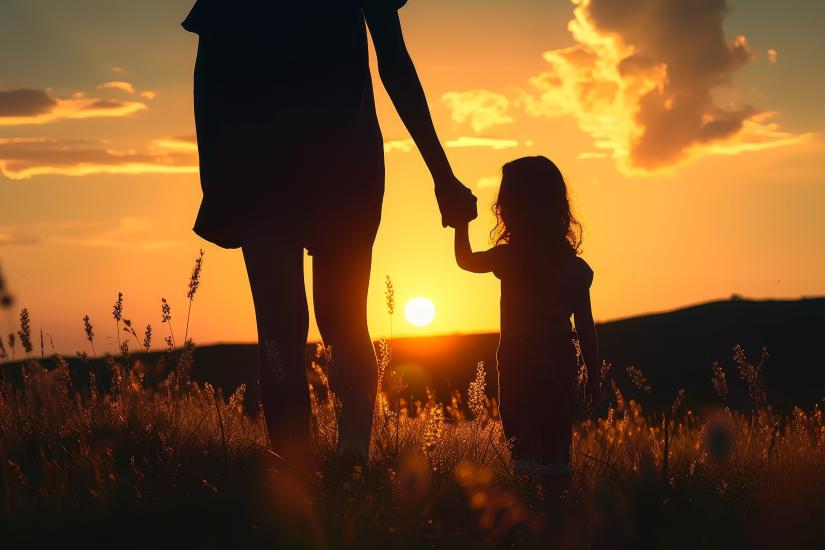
left=1, top=0, right=824, bottom=355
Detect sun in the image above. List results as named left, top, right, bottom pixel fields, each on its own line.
left=404, top=297, right=436, bottom=327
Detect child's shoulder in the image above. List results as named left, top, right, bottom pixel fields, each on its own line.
left=563, top=255, right=594, bottom=288
left=488, top=244, right=512, bottom=278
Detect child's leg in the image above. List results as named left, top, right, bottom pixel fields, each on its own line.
left=498, top=339, right=548, bottom=465
left=499, top=337, right=577, bottom=467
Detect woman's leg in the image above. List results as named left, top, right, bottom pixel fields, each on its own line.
left=312, top=245, right=377, bottom=457
left=242, top=239, right=310, bottom=464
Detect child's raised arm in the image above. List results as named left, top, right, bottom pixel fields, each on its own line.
left=454, top=222, right=498, bottom=273
left=573, top=289, right=600, bottom=403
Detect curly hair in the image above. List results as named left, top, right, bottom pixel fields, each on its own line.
left=490, top=156, right=582, bottom=256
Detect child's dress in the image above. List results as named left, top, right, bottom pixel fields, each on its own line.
left=488, top=243, right=593, bottom=464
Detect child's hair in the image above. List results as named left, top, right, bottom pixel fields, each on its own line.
left=491, top=156, right=582, bottom=255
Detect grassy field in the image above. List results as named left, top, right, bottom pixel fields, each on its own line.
left=1, top=261, right=823, bottom=548
left=1, top=339, right=823, bottom=548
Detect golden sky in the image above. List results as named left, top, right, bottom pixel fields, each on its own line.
left=1, top=0, right=824, bottom=355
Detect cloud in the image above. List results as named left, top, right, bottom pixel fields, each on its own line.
left=442, top=90, right=514, bottom=132
left=445, top=136, right=519, bottom=150
left=140, top=90, right=157, bottom=100
left=767, top=49, right=778, bottom=65
left=0, top=89, right=57, bottom=116
left=0, top=227, right=40, bottom=246
left=98, top=81, right=136, bottom=94
left=0, top=218, right=182, bottom=249
left=520, top=0, right=811, bottom=172
left=150, top=135, right=197, bottom=153
left=383, top=139, right=414, bottom=153
left=0, top=88, right=147, bottom=126
left=0, top=137, right=198, bottom=180
left=578, top=151, right=609, bottom=160
left=476, top=176, right=501, bottom=189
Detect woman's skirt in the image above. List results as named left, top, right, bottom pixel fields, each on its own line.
left=191, top=37, right=385, bottom=253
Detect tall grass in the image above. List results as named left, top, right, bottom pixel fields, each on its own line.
left=0, top=256, right=823, bottom=548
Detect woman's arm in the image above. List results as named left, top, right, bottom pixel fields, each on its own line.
left=364, top=8, right=476, bottom=228
left=454, top=223, right=497, bottom=273
left=573, top=292, right=600, bottom=403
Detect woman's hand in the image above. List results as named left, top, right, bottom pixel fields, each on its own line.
left=435, top=174, right=477, bottom=228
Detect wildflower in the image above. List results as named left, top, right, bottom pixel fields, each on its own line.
left=187, top=249, right=205, bottom=301
left=112, top=292, right=124, bottom=322
left=123, top=318, right=136, bottom=337
left=184, top=250, right=205, bottom=343
left=626, top=366, right=651, bottom=394
left=468, top=361, right=488, bottom=420
left=672, top=389, right=686, bottom=417
left=384, top=275, right=395, bottom=315
left=161, top=298, right=175, bottom=348
left=17, top=308, right=33, bottom=356
left=143, top=324, right=152, bottom=352
left=711, top=362, right=728, bottom=401
left=600, top=360, right=612, bottom=386
left=422, top=403, right=445, bottom=453
left=733, top=345, right=767, bottom=409
left=161, top=298, right=172, bottom=323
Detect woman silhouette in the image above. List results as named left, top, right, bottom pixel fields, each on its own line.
left=182, top=0, right=477, bottom=465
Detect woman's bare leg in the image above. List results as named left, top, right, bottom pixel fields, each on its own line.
left=242, top=239, right=310, bottom=464
left=312, top=245, right=377, bottom=457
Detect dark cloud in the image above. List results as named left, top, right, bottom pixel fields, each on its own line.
left=586, top=0, right=754, bottom=167
left=0, top=89, right=57, bottom=116
left=0, top=137, right=197, bottom=180
left=522, top=0, right=808, bottom=172
left=0, top=88, right=146, bottom=126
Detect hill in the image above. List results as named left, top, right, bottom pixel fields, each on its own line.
left=2, top=297, right=823, bottom=412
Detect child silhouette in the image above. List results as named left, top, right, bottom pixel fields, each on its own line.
left=454, top=156, right=599, bottom=482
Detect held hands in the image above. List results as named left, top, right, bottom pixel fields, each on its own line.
left=434, top=174, right=478, bottom=228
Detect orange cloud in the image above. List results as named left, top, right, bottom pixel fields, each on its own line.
left=150, top=135, right=197, bottom=153
left=383, top=139, right=414, bottom=153
left=0, top=88, right=147, bottom=126
left=445, top=136, right=519, bottom=150
left=0, top=137, right=198, bottom=180
left=767, top=49, right=778, bottom=65
left=475, top=176, right=500, bottom=189
left=98, top=81, right=136, bottom=94
left=442, top=90, right=514, bottom=132
left=520, top=0, right=810, bottom=173
left=0, top=217, right=182, bottom=249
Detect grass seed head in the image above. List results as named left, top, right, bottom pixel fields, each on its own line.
left=17, top=308, right=33, bottom=355
left=112, top=292, right=124, bottom=322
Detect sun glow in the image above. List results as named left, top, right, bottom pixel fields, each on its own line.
left=404, top=297, right=436, bottom=327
